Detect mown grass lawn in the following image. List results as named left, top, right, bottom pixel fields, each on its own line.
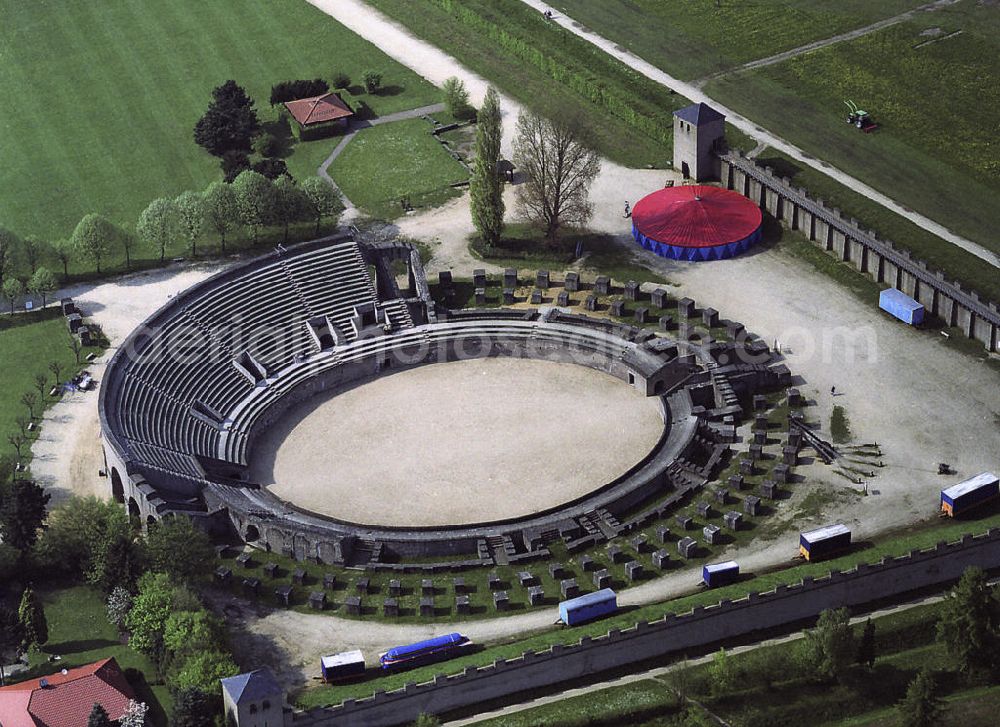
left=16, top=585, right=171, bottom=726
left=706, top=5, right=1000, bottom=253
left=551, top=0, right=926, bottom=80
left=0, top=308, right=103, bottom=465
left=0, top=0, right=438, bottom=247
left=330, top=119, right=469, bottom=219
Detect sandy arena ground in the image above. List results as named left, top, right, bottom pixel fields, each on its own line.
left=29, top=0, right=1000, bottom=689
left=252, top=358, right=664, bottom=526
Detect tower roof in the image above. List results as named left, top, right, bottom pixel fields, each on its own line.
left=221, top=668, right=281, bottom=704
left=673, top=103, right=725, bottom=126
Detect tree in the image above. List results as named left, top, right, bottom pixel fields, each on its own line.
left=137, top=198, right=178, bottom=263
left=120, top=228, right=139, bottom=270
left=251, top=157, right=290, bottom=181
left=0, top=227, right=19, bottom=287
left=72, top=213, right=117, bottom=274
left=2, top=277, right=24, bottom=314
left=69, top=335, right=82, bottom=364
left=301, top=177, right=341, bottom=234
left=34, top=497, right=122, bottom=578
left=363, top=69, right=383, bottom=93
left=15, top=415, right=30, bottom=437
left=232, top=170, right=276, bottom=243
left=21, top=392, right=37, bottom=419
left=48, top=360, right=64, bottom=386
left=203, top=181, right=239, bottom=252
left=253, top=132, right=281, bottom=158
left=0, top=479, right=50, bottom=553
left=170, top=687, right=217, bottom=727
left=936, top=565, right=1000, bottom=677
left=172, top=650, right=239, bottom=695
left=163, top=611, right=226, bottom=658
left=273, top=176, right=308, bottom=242
left=442, top=76, right=472, bottom=119
left=175, top=191, right=206, bottom=257
left=6, top=434, right=27, bottom=460
left=18, top=586, right=48, bottom=650
left=0, top=606, right=24, bottom=686
left=120, top=700, right=149, bottom=727
left=53, top=238, right=73, bottom=279
left=33, top=373, right=49, bottom=399
left=145, top=517, right=214, bottom=584
left=269, top=78, right=329, bottom=106
left=513, top=110, right=600, bottom=245
left=87, top=505, right=143, bottom=593
left=804, top=607, right=856, bottom=683
left=87, top=703, right=113, bottom=727
left=28, top=267, right=57, bottom=307
left=707, top=647, right=739, bottom=696
left=897, top=669, right=942, bottom=727
left=470, top=86, right=505, bottom=248
left=21, top=236, right=47, bottom=275
left=126, top=573, right=175, bottom=654
left=106, top=586, right=133, bottom=633
left=193, top=80, right=260, bottom=157
left=220, top=150, right=251, bottom=183
left=857, top=617, right=876, bottom=669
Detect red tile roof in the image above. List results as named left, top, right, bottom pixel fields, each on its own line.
left=0, top=657, right=135, bottom=727
left=284, top=93, right=354, bottom=126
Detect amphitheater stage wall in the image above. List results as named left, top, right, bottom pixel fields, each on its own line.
left=721, top=154, right=1000, bottom=352
left=290, top=529, right=1000, bottom=727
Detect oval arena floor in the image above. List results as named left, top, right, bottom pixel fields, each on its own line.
left=249, top=358, right=666, bottom=527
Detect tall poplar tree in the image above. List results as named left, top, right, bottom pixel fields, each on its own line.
left=470, top=86, right=504, bottom=248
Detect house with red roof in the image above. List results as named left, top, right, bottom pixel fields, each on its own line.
left=283, top=92, right=354, bottom=140
left=0, top=657, right=135, bottom=727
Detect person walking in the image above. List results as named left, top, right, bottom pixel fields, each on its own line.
left=624, top=201, right=631, bottom=218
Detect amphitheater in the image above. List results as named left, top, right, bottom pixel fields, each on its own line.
left=99, top=234, right=792, bottom=568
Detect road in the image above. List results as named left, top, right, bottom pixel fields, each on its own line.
left=518, top=0, right=1000, bottom=269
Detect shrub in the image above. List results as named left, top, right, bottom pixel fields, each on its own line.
left=253, top=133, right=281, bottom=158
left=269, top=79, right=329, bottom=106
left=363, top=69, right=383, bottom=93
left=442, top=76, right=473, bottom=120
left=331, top=71, right=351, bottom=89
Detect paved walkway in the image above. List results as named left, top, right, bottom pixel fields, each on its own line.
left=519, top=0, right=1000, bottom=269
left=317, top=102, right=446, bottom=219
left=694, top=0, right=961, bottom=86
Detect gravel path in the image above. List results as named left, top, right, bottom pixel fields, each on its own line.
left=518, top=0, right=999, bottom=269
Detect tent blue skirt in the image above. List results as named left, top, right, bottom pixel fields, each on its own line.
left=631, top=225, right=762, bottom=261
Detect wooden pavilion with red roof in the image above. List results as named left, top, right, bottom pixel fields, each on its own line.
left=0, top=657, right=135, bottom=727
left=283, top=92, right=354, bottom=140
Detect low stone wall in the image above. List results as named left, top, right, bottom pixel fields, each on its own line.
left=292, top=528, right=1000, bottom=726
left=720, top=152, right=1000, bottom=352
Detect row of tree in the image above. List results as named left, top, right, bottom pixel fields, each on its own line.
left=0, top=172, right=341, bottom=288
left=468, top=83, right=599, bottom=248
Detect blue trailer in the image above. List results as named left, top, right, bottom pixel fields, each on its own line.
left=799, top=524, right=852, bottom=561
left=702, top=561, right=739, bottom=588
left=879, top=288, right=924, bottom=325
left=941, top=472, right=999, bottom=517
left=321, top=650, right=365, bottom=682
left=379, top=633, right=470, bottom=671
left=558, top=588, right=617, bottom=626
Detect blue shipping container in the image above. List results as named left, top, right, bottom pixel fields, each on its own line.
left=879, top=288, right=924, bottom=325
left=702, top=561, right=739, bottom=587
left=559, top=589, right=617, bottom=626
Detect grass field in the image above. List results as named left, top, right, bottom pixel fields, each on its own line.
left=0, top=308, right=103, bottom=467
left=330, top=119, right=469, bottom=219
left=474, top=597, right=1000, bottom=727
left=551, top=0, right=927, bottom=80
left=1, top=0, right=438, bottom=247
left=755, top=148, right=1000, bottom=305
left=706, top=3, right=1000, bottom=253
left=15, top=586, right=171, bottom=725
left=294, top=505, right=1000, bottom=707
left=363, top=0, right=690, bottom=168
